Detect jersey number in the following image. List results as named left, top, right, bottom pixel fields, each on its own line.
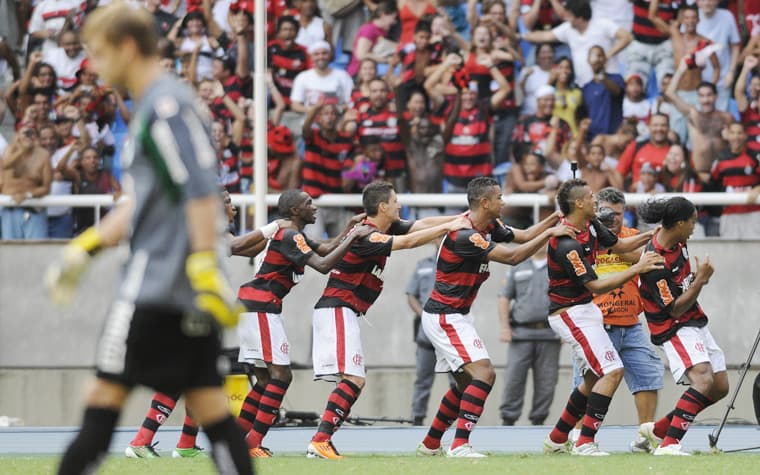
left=657, top=279, right=674, bottom=306
left=469, top=233, right=490, bottom=250
left=566, top=250, right=587, bottom=276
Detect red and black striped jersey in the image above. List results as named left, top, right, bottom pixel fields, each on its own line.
left=463, top=54, right=518, bottom=111
left=741, top=104, right=760, bottom=160
left=315, top=219, right=414, bottom=314
left=632, top=0, right=682, bottom=45
left=512, top=115, right=571, bottom=159
left=425, top=219, right=515, bottom=315
left=397, top=42, right=443, bottom=85
left=444, top=101, right=494, bottom=187
left=710, top=150, right=760, bottom=214
left=218, top=142, right=241, bottom=193
left=238, top=228, right=320, bottom=313
left=548, top=219, right=618, bottom=313
left=268, top=39, right=311, bottom=105
left=303, top=128, right=356, bottom=197
left=638, top=232, right=707, bottom=345
left=520, top=0, right=562, bottom=29
left=357, top=107, right=406, bottom=177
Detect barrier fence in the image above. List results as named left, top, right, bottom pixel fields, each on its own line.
left=0, top=192, right=756, bottom=233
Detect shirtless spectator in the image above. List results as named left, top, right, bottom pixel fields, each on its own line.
left=402, top=116, right=444, bottom=218
left=612, top=113, right=672, bottom=191
left=666, top=57, right=734, bottom=176
left=668, top=3, right=720, bottom=143
left=0, top=126, right=52, bottom=240
left=734, top=55, right=760, bottom=160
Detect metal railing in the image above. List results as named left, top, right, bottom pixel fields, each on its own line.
left=0, top=192, right=756, bottom=232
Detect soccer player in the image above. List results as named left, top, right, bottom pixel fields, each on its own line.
left=45, top=4, right=252, bottom=474
left=306, top=181, right=471, bottom=459
left=543, top=179, right=664, bottom=456
left=637, top=197, right=729, bottom=456
left=414, top=177, right=575, bottom=458
left=236, top=190, right=371, bottom=457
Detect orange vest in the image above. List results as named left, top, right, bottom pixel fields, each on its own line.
left=592, top=226, right=643, bottom=326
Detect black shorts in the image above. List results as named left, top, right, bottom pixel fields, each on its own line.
left=96, top=303, right=224, bottom=395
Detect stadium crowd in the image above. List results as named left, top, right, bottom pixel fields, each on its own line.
left=0, top=0, right=759, bottom=241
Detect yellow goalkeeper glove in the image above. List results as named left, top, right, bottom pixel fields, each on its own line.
left=186, top=251, right=244, bottom=328
left=45, top=227, right=102, bottom=305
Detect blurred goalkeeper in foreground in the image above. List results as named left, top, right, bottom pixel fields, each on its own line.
left=46, top=4, right=253, bottom=474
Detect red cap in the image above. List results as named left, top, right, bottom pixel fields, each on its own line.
left=230, top=0, right=254, bottom=14
left=268, top=125, right=294, bottom=155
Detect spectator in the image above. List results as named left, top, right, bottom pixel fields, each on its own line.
left=522, top=0, right=632, bottom=87
left=268, top=16, right=311, bottom=135
left=170, top=11, right=221, bottom=81
left=696, top=0, right=741, bottom=110
left=512, top=85, right=572, bottom=171
left=406, top=237, right=455, bottom=426
left=464, top=23, right=520, bottom=166
left=649, top=72, right=678, bottom=126
left=212, top=87, right=246, bottom=193
left=145, top=0, right=179, bottom=37
left=711, top=122, right=760, bottom=239
left=668, top=3, right=720, bottom=143
left=613, top=113, right=672, bottom=190
left=517, top=0, right=569, bottom=59
left=0, top=35, right=21, bottom=82
left=666, top=58, right=734, bottom=175
left=294, top=0, right=333, bottom=50
left=398, top=0, right=438, bottom=46
left=497, top=246, right=560, bottom=427
left=623, top=74, right=651, bottom=139
left=549, top=56, right=583, bottom=137
left=479, top=0, right=520, bottom=50
left=625, top=0, right=678, bottom=93
left=318, top=0, right=370, bottom=61
left=592, top=119, right=639, bottom=164
left=402, top=116, right=444, bottom=203
left=47, top=128, right=80, bottom=239
left=633, top=161, right=665, bottom=194
left=355, top=78, right=406, bottom=187
left=505, top=151, right=559, bottom=227
left=734, top=55, right=760, bottom=160
left=519, top=43, right=554, bottom=117
left=346, top=2, right=398, bottom=77
left=0, top=125, right=52, bottom=239
left=72, top=146, right=120, bottom=235
left=349, top=59, right=385, bottom=114
left=662, top=143, right=703, bottom=193
left=290, top=41, right=354, bottom=111
left=28, top=0, right=85, bottom=54
left=342, top=135, right=386, bottom=192
left=576, top=120, right=616, bottom=191
left=43, top=29, right=86, bottom=94
left=581, top=45, right=625, bottom=141
left=302, top=102, right=355, bottom=238
left=5, top=55, right=57, bottom=123
left=267, top=124, right=300, bottom=191
left=395, top=20, right=442, bottom=106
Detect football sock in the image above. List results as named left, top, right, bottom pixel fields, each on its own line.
left=576, top=392, right=612, bottom=447
left=422, top=386, right=463, bottom=450
left=549, top=387, right=587, bottom=444
left=245, top=379, right=290, bottom=448
left=237, top=384, right=266, bottom=433
left=131, top=392, right=178, bottom=446
left=204, top=415, right=252, bottom=474
left=312, top=379, right=361, bottom=443
left=450, top=380, right=492, bottom=450
left=662, top=388, right=711, bottom=447
left=57, top=407, right=119, bottom=475
left=653, top=410, right=675, bottom=439
left=177, top=414, right=199, bottom=449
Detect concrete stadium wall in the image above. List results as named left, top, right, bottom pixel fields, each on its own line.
left=0, top=241, right=759, bottom=426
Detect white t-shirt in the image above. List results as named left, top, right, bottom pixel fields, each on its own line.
left=179, top=36, right=220, bottom=81
left=29, top=0, right=86, bottom=53
left=213, top=0, right=232, bottom=33
left=519, top=67, right=551, bottom=116
left=44, top=47, right=87, bottom=92
left=552, top=18, right=621, bottom=87
left=0, top=133, right=7, bottom=157
left=591, top=0, right=633, bottom=31
left=697, top=8, right=741, bottom=86
left=295, top=17, right=327, bottom=49
left=623, top=96, right=652, bottom=137
left=290, top=68, right=354, bottom=108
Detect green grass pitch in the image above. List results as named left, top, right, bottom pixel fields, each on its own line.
left=4, top=453, right=760, bottom=474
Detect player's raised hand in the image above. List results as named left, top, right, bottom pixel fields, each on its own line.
left=550, top=223, right=576, bottom=238
left=634, top=251, right=665, bottom=273
left=45, top=228, right=102, bottom=305
left=186, top=251, right=244, bottom=328
left=694, top=255, right=714, bottom=285
left=351, top=224, right=374, bottom=240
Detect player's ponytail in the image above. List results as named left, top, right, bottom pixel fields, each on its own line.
left=638, top=197, right=695, bottom=229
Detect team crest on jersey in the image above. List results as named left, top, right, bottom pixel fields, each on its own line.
left=473, top=338, right=483, bottom=349
left=352, top=353, right=363, bottom=366
left=695, top=342, right=705, bottom=353
left=604, top=351, right=616, bottom=362
left=280, top=342, right=290, bottom=355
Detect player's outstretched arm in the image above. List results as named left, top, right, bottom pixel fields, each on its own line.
left=407, top=214, right=463, bottom=233
left=487, top=223, right=574, bottom=265
left=315, top=212, right=366, bottom=256
left=230, top=220, right=283, bottom=257
left=611, top=228, right=656, bottom=254
left=511, top=210, right=561, bottom=243
left=586, top=251, right=664, bottom=295
left=307, top=225, right=373, bottom=274
left=393, top=216, right=471, bottom=250
left=45, top=198, right=134, bottom=305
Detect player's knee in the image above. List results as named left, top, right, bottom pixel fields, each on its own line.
left=606, top=367, right=625, bottom=384
left=470, top=360, right=496, bottom=386
left=344, top=375, right=365, bottom=390
left=270, top=365, right=293, bottom=385
left=712, top=375, right=729, bottom=400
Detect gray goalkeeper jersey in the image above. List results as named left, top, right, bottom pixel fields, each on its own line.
left=118, top=75, right=228, bottom=310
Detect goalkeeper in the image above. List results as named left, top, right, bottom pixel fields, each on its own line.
left=46, top=4, right=253, bottom=474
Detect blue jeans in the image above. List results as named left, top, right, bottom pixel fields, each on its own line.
left=573, top=323, right=664, bottom=393
left=1, top=207, right=48, bottom=239
left=48, top=213, right=73, bottom=239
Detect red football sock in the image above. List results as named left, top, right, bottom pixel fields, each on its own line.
left=450, top=380, right=491, bottom=450
left=245, top=379, right=289, bottom=449
left=176, top=414, right=198, bottom=449
left=422, top=387, right=462, bottom=450
left=131, top=392, right=178, bottom=446
left=312, top=379, right=361, bottom=443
